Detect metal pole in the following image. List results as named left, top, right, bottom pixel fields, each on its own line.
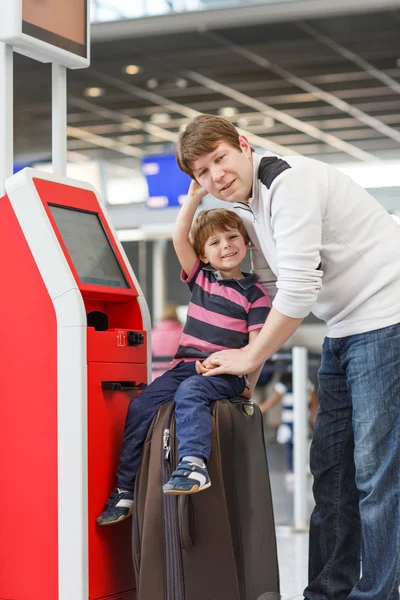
left=138, top=239, right=148, bottom=298
left=152, top=238, right=167, bottom=326
left=52, top=62, right=67, bottom=177
left=0, top=43, right=13, bottom=196
left=292, top=346, right=309, bottom=531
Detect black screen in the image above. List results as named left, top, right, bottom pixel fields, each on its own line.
left=50, top=205, right=129, bottom=288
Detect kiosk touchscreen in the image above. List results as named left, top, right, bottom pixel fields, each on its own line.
left=0, top=169, right=151, bottom=600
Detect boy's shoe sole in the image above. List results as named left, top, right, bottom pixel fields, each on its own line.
left=163, top=481, right=211, bottom=495
left=97, top=510, right=132, bottom=526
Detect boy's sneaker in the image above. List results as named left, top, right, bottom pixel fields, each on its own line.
left=163, top=461, right=211, bottom=495
left=96, top=488, right=133, bottom=526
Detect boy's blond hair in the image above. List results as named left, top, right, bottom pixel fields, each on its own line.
left=191, top=208, right=249, bottom=257
left=177, top=115, right=242, bottom=178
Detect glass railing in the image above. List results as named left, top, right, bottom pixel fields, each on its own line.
left=91, top=0, right=280, bottom=23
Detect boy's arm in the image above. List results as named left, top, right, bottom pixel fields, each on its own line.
left=173, top=179, right=208, bottom=275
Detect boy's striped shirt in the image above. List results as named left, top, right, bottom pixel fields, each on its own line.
left=174, top=259, right=271, bottom=361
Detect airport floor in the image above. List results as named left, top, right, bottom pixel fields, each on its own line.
left=266, top=442, right=314, bottom=600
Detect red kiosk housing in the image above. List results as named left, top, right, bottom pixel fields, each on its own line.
left=0, top=169, right=150, bottom=600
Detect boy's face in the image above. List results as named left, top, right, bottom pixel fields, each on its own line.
left=200, top=228, right=248, bottom=278
left=191, top=136, right=253, bottom=203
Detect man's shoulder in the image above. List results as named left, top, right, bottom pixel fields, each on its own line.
left=257, top=153, right=328, bottom=190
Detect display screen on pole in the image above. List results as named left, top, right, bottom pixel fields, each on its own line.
left=50, top=205, right=129, bottom=288
left=22, top=0, right=87, bottom=57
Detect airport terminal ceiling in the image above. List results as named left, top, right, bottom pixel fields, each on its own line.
left=13, top=4, right=400, bottom=169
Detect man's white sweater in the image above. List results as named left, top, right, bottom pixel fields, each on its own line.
left=234, top=152, right=400, bottom=338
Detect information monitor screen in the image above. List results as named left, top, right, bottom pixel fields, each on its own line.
left=50, top=205, right=129, bottom=288
left=22, top=0, right=87, bottom=57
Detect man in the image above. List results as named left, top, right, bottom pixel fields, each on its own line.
left=176, top=114, right=400, bottom=600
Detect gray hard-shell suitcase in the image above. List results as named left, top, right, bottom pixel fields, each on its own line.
left=132, top=398, right=281, bottom=600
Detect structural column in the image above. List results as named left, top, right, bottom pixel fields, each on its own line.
left=0, top=42, right=13, bottom=195
left=152, top=238, right=168, bottom=325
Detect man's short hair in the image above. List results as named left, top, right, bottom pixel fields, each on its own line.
left=191, top=208, right=249, bottom=257
left=177, top=114, right=242, bottom=178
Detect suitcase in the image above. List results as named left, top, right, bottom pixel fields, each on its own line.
left=132, top=398, right=281, bottom=600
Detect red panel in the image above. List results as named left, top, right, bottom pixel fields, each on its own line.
left=88, top=362, right=147, bottom=599
left=0, top=195, right=58, bottom=599
left=87, top=328, right=147, bottom=365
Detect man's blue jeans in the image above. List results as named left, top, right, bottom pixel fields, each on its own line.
left=116, top=361, right=245, bottom=491
left=305, top=323, right=400, bottom=600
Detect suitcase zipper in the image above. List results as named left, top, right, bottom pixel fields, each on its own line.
left=163, top=427, right=171, bottom=460
left=162, top=405, right=185, bottom=600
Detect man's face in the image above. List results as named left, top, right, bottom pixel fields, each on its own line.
left=190, top=136, right=253, bottom=203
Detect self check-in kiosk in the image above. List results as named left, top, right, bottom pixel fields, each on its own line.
left=0, top=168, right=151, bottom=600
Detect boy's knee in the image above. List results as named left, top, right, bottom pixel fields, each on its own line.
left=177, top=374, right=202, bottom=395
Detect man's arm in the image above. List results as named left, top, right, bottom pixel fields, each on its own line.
left=202, top=306, right=303, bottom=376
left=173, top=179, right=207, bottom=275
left=241, top=329, right=264, bottom=398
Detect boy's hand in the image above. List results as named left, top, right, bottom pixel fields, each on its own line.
left=187, top=179, right=208, bottom=204
left=195, top=360, right=217, bottom=375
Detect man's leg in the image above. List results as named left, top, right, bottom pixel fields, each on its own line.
left=344, top=324, right=400, bottom=600
left=305, top=337, right=361, bottom=600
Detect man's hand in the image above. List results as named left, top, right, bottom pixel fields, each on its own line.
left=201, top=348, right=256, bottom=377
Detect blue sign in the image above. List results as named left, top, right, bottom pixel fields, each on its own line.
left=142, top=154, right=192, bottom=209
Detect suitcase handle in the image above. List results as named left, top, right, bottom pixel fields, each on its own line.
left=178, top=496, right=195, bottom=550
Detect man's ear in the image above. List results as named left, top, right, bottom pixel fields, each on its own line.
left=238, top=135, right=252, bottom=157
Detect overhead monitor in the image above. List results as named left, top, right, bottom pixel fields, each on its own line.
left=50, top=205, right=129, bottom=288
left=0, top=0, right=89, bottom=68
left=142, top=155, right=192, bottom=209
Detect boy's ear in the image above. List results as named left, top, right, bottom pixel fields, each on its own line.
left=199, top=254, right=209, bottom=264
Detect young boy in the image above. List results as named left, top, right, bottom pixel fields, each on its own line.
left=97, top=184, right=271, bottom=525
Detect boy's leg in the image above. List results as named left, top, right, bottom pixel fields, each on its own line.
left=163, top=372, right=245, bottom=494
left=97, top=362, right=192, bottom=524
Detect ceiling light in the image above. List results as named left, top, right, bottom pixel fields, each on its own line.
left=238, top=116, right=249, bottom=128
left=124, top=64, right=140, bottom=75
left=175, top=78, right=188, bottom=88
left=149, top=113, right=171, bottom=124
left=84, top=87, right=105, bottom=98
left=218, top=107, right=238, bottom=117
left=146, top=78, right=158, bottom=89
left=263, top=117, right=275, bottom=129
